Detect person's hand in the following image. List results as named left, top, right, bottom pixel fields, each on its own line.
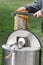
left=33, top=10, right=43, bottom=18
left=16, top=7, right=26, bottom=12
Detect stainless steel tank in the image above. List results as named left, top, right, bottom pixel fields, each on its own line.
left=2, top=30, right=41, bottom=65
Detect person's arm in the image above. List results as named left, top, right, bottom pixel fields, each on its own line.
left=17, top=0, right=43, bottom=18
left=25, top=0, right=41, bottom=13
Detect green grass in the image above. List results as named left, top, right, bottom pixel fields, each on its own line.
left=0, top=0, right=43, bottom=65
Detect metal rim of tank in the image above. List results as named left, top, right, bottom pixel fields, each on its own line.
left=2, top=29, right=41, bottom=51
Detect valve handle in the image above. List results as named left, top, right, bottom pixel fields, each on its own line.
left=11, top=12, right=34, bottom=16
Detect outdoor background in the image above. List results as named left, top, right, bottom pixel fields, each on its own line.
left=0, top=0, right=43, bottom=65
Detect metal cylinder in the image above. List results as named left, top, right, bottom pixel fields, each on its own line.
left=2, top=30, right=41, bottom=65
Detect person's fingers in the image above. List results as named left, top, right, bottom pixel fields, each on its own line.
left=33, top=13, right=38, bottom=18
left=33, top=11, right=43, bottom=18
left=16, top=7, right=26, bottom=12
left=16, top=8, right=23, bottom=12
left=34, top=14, right=37, bottom=17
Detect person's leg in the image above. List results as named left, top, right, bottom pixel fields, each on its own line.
left=41, top=19, right=43, bottom=33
